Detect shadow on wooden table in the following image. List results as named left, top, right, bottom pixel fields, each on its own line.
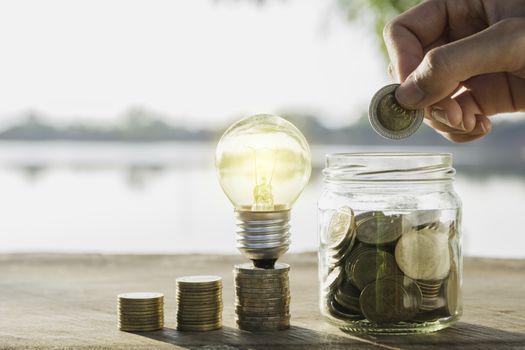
left=137, top=323, right=525, bottom=349
left=137, top=325, right=371, bottom=349
left=355, top=322, right=525, bottom=350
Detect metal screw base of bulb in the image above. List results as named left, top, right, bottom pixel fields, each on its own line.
left=235, top=209, right=291, bottom=267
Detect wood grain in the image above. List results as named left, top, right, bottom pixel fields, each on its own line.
left=0, top=253, right=523, bottom=349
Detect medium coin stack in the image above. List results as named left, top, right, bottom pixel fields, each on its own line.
left=117, top=292, right=164, bottom=332
left=176, top=275, right=223, bottom=332
left=323, top=207, right=460, bottom=324
left=234, top=263, right=291, bottom=331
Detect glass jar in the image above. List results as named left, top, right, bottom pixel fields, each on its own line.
left=318, top=153, right=462, bottom=334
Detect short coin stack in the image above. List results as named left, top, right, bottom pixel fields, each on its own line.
left=117, top=292, right=164, bottom=332
left=176, top=275, right=223, bottom=331
left=234, top=263, right=291, bottom=331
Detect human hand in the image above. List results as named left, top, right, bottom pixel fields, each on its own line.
left=383, top=0, right=525, bottom=142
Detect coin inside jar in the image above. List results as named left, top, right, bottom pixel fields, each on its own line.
left=326, top=207, right=355, bottom=250
left=347, top=250, right=401, bottom=290
left=360, top=278, right=414, bottom=324
left=395, top=228, right=450, bottom=280
left=356, top=213, right=403, bottom=246
left=444, top=266, right=459, bottom=316
left=368, top=83, right=424, bottom=139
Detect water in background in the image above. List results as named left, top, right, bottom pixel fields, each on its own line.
left=0, top=142, right=524, bottom=258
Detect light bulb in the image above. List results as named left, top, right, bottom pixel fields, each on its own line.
left=216, top=114, right=311, bottom=267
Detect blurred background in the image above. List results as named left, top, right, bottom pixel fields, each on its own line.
left=0, top=0, right=523, bottom=258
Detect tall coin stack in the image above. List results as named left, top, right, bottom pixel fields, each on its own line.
left=176, top=275, right=223, bottom=331
left=117, top=292, right=164, bottom=332
left=234, top=263, right=291, bottom=331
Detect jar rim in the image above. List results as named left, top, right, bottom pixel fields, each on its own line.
left=326, top=152, right=452, bottom=160
left=323, top=152, right=455, bottom=183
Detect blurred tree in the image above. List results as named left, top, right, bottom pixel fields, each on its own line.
left=338, top=0, right=421, bottom=56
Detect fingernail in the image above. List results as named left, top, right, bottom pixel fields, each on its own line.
left=395, top=76, right=425, bottom=108
left=480, top=122, right=487, bottom=134
left=431, top=107, right=448, bottom=125
left=475, top=114, right=489, bottom=134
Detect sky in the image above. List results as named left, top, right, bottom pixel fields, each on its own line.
left=0, top=0, right=387, bottom=128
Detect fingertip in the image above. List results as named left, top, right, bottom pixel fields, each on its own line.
left=395, top=75, right=426, bottom=109
left=477, top=114, right=492, bottom=134
left=459, top=111, right=475, bottom=132
left=429, top=99, right=464, bottom=130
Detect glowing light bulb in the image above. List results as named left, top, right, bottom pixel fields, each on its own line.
left=216, top=114, right=311, bottom=267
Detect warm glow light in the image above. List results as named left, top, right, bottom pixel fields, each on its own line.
left=216, top=114, right=311, bottom=212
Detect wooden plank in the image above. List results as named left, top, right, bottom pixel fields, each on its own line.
left=0, top=253, right=523, bottom=349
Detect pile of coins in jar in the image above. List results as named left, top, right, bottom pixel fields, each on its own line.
left=322, top=207, right=460, bottom=324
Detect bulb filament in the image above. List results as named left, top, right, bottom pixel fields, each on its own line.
left=251, top=147, right=277, bottom=211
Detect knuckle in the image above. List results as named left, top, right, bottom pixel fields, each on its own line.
left=382, top=19, right=399, bottom=41
left=489, top=17, right=525, bottom=75
left=424, top=47, right=450, bottom=73
left=493, top=18, right=525, bottom=73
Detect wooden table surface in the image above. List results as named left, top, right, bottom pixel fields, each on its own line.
left=0, top=253, right=523, bottom=349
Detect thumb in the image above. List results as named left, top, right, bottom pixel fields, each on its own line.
left=395, top=17, right=525, bottom=109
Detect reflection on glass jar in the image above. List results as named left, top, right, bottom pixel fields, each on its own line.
left=318, top=153, right=462, bottom=334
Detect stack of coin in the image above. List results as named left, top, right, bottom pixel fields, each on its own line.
left=117, top=292, right=164, bottom=332
left=417, top=280, right=445, bottom=311
left=234, top=263, right=290, bottom=331
left=176, top=275, right=223, bottom=331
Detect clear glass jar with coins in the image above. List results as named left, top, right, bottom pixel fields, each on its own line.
left=318, top=153, right=462, bottom=334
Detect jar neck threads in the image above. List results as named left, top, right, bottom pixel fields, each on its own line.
left=323, top=152, right=455, bottom=184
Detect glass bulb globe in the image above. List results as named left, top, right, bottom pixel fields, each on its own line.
left=216, top=114, right=311, bottom=211
left=215, top=114, right=311, bottom=266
